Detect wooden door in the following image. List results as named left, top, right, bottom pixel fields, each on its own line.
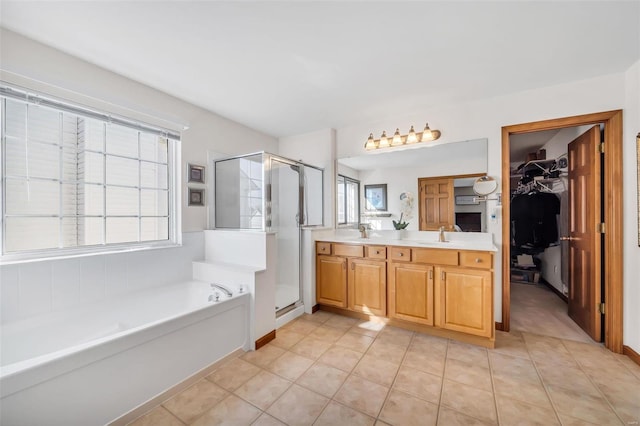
left=436, top=267, right=493, bottom=337
left=316, top=256, right=347, bottom=308
left=388, top=262, right=434, bottom=325
left=419, top=178, right=454, bottom=230
left=567, top=125, right=602, bottom=341
left=348, top=259, right=386, bottom=316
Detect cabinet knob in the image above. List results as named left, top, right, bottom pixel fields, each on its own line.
left=321, top=247, right=325, bottom=251
left=399, top=252, right=404, bottom=257
left=376, top=250, right=380, bottom=254
left=475, top=258, right=482, bottom=263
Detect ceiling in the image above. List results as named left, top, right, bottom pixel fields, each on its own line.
left=509, top=129, right=561, bottom=164
left=1, top=1, right=639, bottom=138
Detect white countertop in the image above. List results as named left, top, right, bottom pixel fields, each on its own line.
left=315, top=230, right=497, bottom=252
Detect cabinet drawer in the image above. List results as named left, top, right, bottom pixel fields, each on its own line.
left=316, top=242, right=332, bottom=255
left=389, top=247, right=411, bottom=261
left=366, top=246, right=387, bottom=260
left=334, top=244, right=364, bottom=258
left=413, top=248, right=458, bottom=266
left=459, top=251, right=492, bottom=269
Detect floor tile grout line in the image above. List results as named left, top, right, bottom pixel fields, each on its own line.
left=373, top=327, right=413, bottom=421
left=559, top=339, right=629, bottom=425
left=523, top=334, right=573, bottom=426
left=487, top=344, right=503, bottom=426
left=433, top=337, right=450, bottom=426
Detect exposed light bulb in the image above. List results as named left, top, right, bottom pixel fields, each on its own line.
left=365, top=133, right=377, bottom=150
left=421, top=123, right=434, bottom=141
left=407, top=125, right=417, bottom=144
left=392, top=128, right=402, bottom=146
left=379, top=130, right=389, bottom=148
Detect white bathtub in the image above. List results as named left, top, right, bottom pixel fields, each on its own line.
left=0, top=280, right=251, bottom=426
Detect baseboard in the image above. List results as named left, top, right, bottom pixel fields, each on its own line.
left=623, top=345, right=640, bottom=367
left=311, top=303, right=320, bottom=313
left=255, top=330, right=276, bottom=350
left=108, top=348, right=244, bottom=426
left=318, top=305, right=495, bottom=349
left=540, top=279, right=568, bottom=303
left=495, top=322, right=504, bottom=331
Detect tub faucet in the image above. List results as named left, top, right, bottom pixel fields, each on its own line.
left=211, top=283, right=233, bottom=297
left=208, top=292, right=220, bottom=302
left=438, top=226, right=447, bottom=242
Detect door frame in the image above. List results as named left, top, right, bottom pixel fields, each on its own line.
left=418, top=172, right=485, bottom=231
left=501, top=110, right=623, bottom=353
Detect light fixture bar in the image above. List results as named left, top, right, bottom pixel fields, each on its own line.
left=364, top=122, right=441, bottom=150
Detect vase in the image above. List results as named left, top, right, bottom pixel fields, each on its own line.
left=392, top=229, right=405, bottom=240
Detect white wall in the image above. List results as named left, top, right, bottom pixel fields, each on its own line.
left=279, top=128, right=336, bottom=228
left=0, top=29, right=279, bottom=233
left=334, top=70, right=635, bottom=349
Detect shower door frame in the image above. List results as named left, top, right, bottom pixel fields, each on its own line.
left=212, top=151, right=324, bottom=316
left=266, top=154, right=304, bottom=315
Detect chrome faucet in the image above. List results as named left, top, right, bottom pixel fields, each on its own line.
left=358, top=223, right=370, bottom=239
left=438, top=226, right=447, bottom=242
left=211, top=283, right=233, bottom=297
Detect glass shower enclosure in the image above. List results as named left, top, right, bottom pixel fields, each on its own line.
left=214, top=152, right=323, bottom=315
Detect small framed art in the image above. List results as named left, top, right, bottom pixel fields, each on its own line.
left=188, top=188, right=205, bottom=206
left=188, top=163, right=205, bottom=183
left=364, top=184, right=387, bottom=211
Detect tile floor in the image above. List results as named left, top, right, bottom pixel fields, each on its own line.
left=130, top=311, right=640, bottom=426
left=510, top=282, right=593, bottom=343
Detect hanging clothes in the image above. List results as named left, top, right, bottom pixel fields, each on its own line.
left=511, top=192, right=560, bottom=249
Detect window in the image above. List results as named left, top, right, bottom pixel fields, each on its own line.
left=1, top=86, right=179, bottom=260
left=337, top=174, right=360, bottom=226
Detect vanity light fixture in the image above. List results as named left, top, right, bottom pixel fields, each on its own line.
left=364, top=122, right=441, bottom=150
left=378, top=130, right=390, bottom=148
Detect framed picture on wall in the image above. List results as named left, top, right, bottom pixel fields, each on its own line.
left=364, top=184, right=387, bottom=211
left=188, top=188, right=205, bottom=206
left=188, top=163, right=205, bottom=183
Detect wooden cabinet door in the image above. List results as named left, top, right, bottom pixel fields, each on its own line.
left=348, top=259, right=386, bottom=316
left=388, top=263, right=434, bottom=325
left=436, top=267, right=493, bottom=337
left=418, top=177, right=454, bottom=230
left=316, top=256, right=347, bottom=308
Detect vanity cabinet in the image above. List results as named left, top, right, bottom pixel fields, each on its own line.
left=348, top=258, right=386, bottom=316
left=316, top=242, right=386, bottom=314
left=436, top=266, right=493, bottom=338
left=316, top=241, right=495, bottom=346
left=316, top=254, right=347, bottom=308
left=388, top=262, right=434, bottom=325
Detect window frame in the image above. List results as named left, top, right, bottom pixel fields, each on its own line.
left=337, top=174, right=360, bottom=227
left=0, top=84, right=182, bottom=265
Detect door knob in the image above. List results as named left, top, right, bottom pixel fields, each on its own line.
left=560, top=236, right=575, bottom=241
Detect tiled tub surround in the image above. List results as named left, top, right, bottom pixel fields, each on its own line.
left=0, top=231, right=204, bottom=324
left=1, top=280, right=250, bottom=425
left=129, top=310, right=640, bottom=426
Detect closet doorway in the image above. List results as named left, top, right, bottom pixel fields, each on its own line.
left=501, top=110, right=623, bottom=353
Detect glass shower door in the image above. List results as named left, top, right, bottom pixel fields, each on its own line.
left=270, top=158, right=301, bottom=313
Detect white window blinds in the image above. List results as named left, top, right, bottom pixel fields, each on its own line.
left=1, top=87, right=179, bottom=256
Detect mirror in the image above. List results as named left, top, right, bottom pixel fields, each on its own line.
left=337, top=139, right=488, bottom=232
left=473, top=176, right=498, bottom=196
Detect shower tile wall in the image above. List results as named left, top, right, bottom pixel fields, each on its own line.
left=0, top=231, right=204, bottom=324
